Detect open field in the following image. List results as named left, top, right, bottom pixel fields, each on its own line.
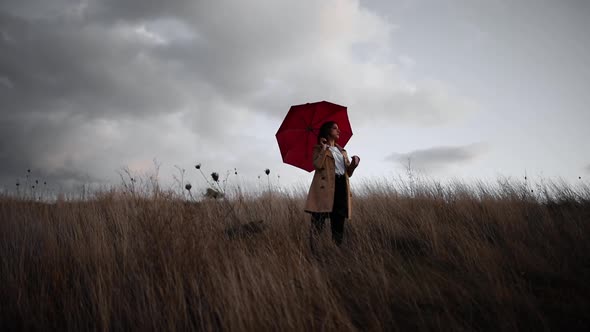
left=1, top=178, right=590, bottom=331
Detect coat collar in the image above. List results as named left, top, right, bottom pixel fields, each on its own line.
left=326, top=144, right=347, bottom=160
left=333, top=143, right=346, bottom=152
left=315, top=143, right=346, bottom=152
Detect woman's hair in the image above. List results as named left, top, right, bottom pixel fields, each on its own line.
left=317, top=121, right=336, bottom=144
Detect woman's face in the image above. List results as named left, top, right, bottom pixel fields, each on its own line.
left=329, top=123, right=340, bottom=140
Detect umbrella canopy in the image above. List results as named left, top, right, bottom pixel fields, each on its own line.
left=276, top=101, right=353, bottom=172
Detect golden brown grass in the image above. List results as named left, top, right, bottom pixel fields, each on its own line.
left=1, top=178, right=589, bottom=331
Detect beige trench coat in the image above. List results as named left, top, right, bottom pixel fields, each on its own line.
left=304, top=144, right=355, bottom=218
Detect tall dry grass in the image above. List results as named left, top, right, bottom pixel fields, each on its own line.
left=1, top=177, right=589, bottom=331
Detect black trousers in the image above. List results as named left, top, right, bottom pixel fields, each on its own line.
left=310, top=174, right=348, bottom=246
left=310, top=212, right=345, bottom=246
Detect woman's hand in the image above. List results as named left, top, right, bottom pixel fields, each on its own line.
left=346, top=155, right=360, bottom=177
left=320, top=138, right=329, bottom=150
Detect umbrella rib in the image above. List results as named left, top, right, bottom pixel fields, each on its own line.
left=298, top=107, right=316, bottom=136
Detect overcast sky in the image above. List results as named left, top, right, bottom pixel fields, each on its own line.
left=1, top=0, right=589, bottom=194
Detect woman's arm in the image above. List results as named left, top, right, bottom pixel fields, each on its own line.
left=312, top=145, right=329, bottom=170
left=346, top=164, right=355, bottom=177
left=346, top=155, right=359, bottom=177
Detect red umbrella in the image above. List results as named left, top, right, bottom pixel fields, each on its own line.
left=276, top=100, right=353, bottom=172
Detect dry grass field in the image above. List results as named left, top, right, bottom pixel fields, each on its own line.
left=1, top=177, right=589, bottom=331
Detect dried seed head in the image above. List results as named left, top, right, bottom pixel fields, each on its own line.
left=195, top=163, right=201, bottom=170
left=185, top=183, right=192, bottom=191
left=211, top=172, right=219, bottom=182
left=265, top=169, right=270, bottom=175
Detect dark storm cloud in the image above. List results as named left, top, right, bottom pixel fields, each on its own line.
left=0, top=111, right=103, bottom=187
left=0, top=8, right=200, bottom=189
left=0, top=0, right=480, bottom=191
left=0, top=0, right=475, bottom=123
left=0, top=1, right=321, bottom=135
left=0, top=0, right=192, bottom=22
left=0, top=12, right=189, bottom=119
left=86, top=0, right=194, bottom=22
left=385, top=143, right=488, bottom=171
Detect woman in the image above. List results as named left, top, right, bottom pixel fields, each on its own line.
left=304, top=121, right=360, bottom=247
